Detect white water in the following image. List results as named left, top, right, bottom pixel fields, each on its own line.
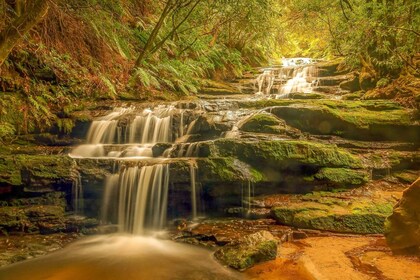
left=70, top=106, right=175, bottom=159
left=101, top=164, right=169, bottom=234
left=254, top=57, right=320, bottom=98
left=255, top=70, right=275, bottom=94
left=277, top=65, right=318, bottom=98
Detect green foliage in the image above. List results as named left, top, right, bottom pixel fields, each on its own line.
left=279, top=0, right=419, bottom=79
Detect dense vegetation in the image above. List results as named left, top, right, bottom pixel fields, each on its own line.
left=0, top=0, right=418, bottom=141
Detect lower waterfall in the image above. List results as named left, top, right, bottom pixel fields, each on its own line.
left=102, top=164, right=169, bottom=234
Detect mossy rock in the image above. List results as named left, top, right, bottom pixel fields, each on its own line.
left=272, top=194, right=394, bottom=234
left=196, top=158, right=263, bottom=183
left=200, top=80, right=242, bottom=95
left=385, top=178, right=420, bottom=254
left=0, top=154, right=76, bottom=189
left=204, top=139, right=362, bottom=170
left=393, top=171, right=419, bottom=184
left=289, top=93, right=324, bottom=99
left=238, top=99, right=419, bottom=141
left=214, top=230, right=278, bottom=270
left=313, top=168, right=369, bottom=187
left=0, top=205, right=66, bottom=234
left=239, top=113, right=285, bottom=134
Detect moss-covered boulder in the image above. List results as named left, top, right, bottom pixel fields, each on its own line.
left=239, top=113, right=285, bottom=134
left=271, top=193, right=394, bottom=234
left=205, top=139, right=362, bottom=170
left=385, top=178, right=420, bottom=254
left=238, top=99, right=419, bottom=141
left=214, top=230, right=278, bottom=270
left=312, top=168, right=369, bottom=187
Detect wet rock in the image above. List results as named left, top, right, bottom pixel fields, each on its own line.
left=214, top=230, right=278, bottom=270
left=152, top=143, right=173, bottom=157
left=339, top=73, right=360, bottom=92
left=385, top=178, right=420, bottom=255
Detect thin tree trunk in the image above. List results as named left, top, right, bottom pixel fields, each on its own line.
left=0, top=0, right=49, bottom=67
left=134, top=0, right=174, bottom=68
left=148, top=0, right=201, bottom=56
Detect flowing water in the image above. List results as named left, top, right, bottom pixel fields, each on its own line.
left=0, top=235, right=240, bottom=280
left=255, top=57, right=320, bottom=97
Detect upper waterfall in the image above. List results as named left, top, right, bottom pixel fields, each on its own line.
left=254, top=57, right=320, bottom=98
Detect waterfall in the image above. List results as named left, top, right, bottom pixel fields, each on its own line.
left=255, top=70, right=275, bottom=94
left=70, top=106, right=175, bottom=158
left=277, top=65, right=318, bottom=98
left=102, top=164, right=170, bottom=234
left=128, top=108, right=173, bottom=144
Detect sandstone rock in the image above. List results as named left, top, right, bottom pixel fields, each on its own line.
left=214, top=230, right=278, bottom=270
left=385, top=178, right=420, bottom=254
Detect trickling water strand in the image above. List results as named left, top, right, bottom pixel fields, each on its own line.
left=190, top=162, right=198, bottom=220
left=72, top=171, right=84, bottom=215
left=255, top=70, right=275, bottom=94
left=179, top=110, right=185, bottom=138
left=107, top=164, right=170, bottom=234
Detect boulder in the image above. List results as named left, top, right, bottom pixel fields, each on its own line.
left=239, top=113, right=285, bottom=134
left=271, top=192, right=394, bottom=234
left=385, top=178, right=420, bottom=254
left=214, top=230, right=278, bottom=270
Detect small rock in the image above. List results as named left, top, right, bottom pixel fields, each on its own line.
left=214, top=230, right=278, bottom=271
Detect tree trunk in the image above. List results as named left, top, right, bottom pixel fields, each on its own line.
left=134, top=0, right=174, bottom=68
left=0, top=0, right=49, bottom=67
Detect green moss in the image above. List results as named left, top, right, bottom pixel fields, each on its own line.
left=0, top=205, right=65, bottom=233
left=313, top=168, right=369, bottom=187
left=0, top=154, right=75, bottom=186
left=197, top=158, right=256, bottom=182
left=393, top=171, right=419, bottom=184
left=214, top=231, right=277, bottom=270
left=206, top=139, right=362, bottom=169
left=272, top=194, right=394, bottom=234
left=238, top=99, right=417, bottom=139
left=240, top=113, right=285, bottom=134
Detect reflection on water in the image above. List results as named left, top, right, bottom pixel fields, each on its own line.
left=0, top=235, right=241, bottom=280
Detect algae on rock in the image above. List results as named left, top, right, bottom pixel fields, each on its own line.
left=214, top=230, right=278, bottom=270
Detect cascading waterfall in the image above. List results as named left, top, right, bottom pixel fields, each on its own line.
left=71, top=104, right=205, bottom=234
left=277, top=65, right=318, bottom=98
left=70, top=106, right=174, bottom=158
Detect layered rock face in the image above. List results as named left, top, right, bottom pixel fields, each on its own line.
left=385, top=178, right=420, bottom=254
